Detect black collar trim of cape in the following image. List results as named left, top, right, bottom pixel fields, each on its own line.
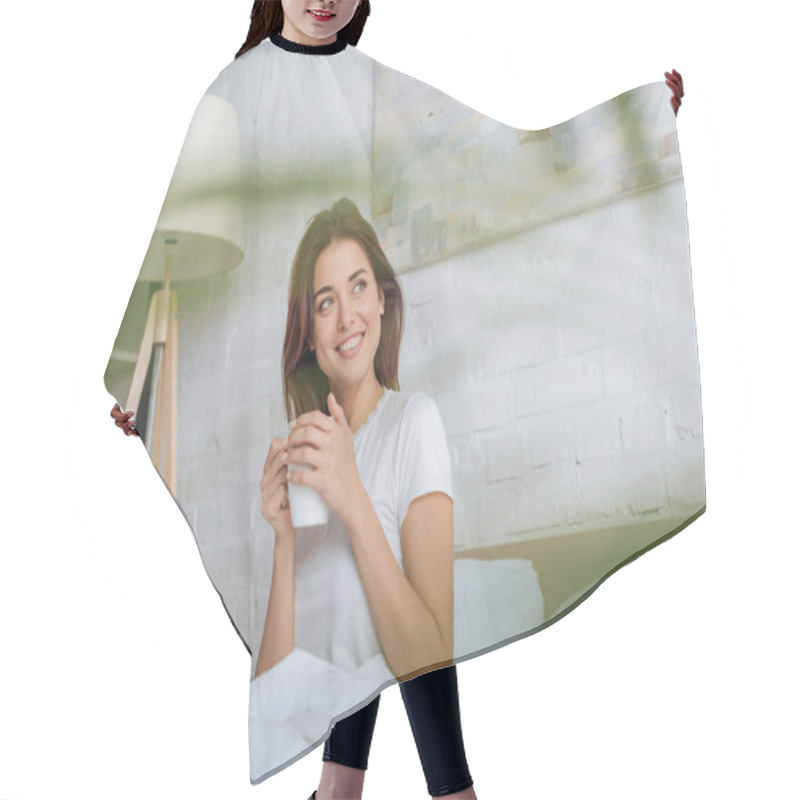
left=270, top=32, right=348, bottom=56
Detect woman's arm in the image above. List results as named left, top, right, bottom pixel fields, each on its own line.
left=254, top=531, right=297, bottom=677
left=254, top=436, right=298, bottom=678
left=344, top=486, right=454, bottom=681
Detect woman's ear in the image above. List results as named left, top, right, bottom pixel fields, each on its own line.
left=379, top=287, right=385, bottom=316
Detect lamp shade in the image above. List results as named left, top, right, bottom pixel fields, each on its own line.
left=138, top=92, right=245, bottom=282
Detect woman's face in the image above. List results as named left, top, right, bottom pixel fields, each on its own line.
left=310, top=238, right=385, bottom=392
left=280, top=0, right=361, bottom=46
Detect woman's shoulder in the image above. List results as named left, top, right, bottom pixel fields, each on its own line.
left=384, top=388, right=431, bottom=410
left=386, top=390, right=444, bottom=433
left=387, top=392, right=451, bottom=476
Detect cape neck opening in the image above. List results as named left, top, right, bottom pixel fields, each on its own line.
left=270, top=32, right=348, bottom=56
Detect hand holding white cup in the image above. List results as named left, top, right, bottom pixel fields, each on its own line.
left=286, top=461, right=330, bottom=530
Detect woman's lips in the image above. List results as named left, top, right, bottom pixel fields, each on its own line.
left=336, top=332, right=364, bottom=358
left=307, top=9, right=335, bottom=22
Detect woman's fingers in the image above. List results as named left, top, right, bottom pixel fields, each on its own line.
left=263, top=430, right=323, bottom=497
left=665, top=70, right=683, bottom=95
left=287, top=465, right=311, bottom=487
left=262, top=468, right=290, bottom=520
left=111, top=403, right=138, bottom=436
left=284, top=444, right=320, bottom=469
left=665, top=68, right=683, bottom=116
left=290, top=409, right=335, bottom=434
left=286, top=423, right=325, bottom=451
left=261, top=440, right=296, bottom=502
left=260, top=465, right=287, bottom=497
left=262, top=464, right=293, bottom=529
left=666, top=77, right=683, bottom=98
left=111, top=404, right=132, bottom=422
left=260, top=461, right=287, bottom=501
left=264, top=468, right=288, bottom=502
left=262, top=437, right=287, bottom=476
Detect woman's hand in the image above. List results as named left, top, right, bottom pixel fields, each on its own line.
left=260, top=436, right=295, bottom=539
left=665, top=68, right=684, bottom=115
left=285, top=392, right=363, bottom=524
left=110, top=403, right=138, bottom=437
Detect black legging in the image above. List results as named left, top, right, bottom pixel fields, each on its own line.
left=323, top=665, right=473, bottom=797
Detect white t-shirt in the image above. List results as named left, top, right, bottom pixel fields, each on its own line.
left=294, top=388, right=453, bottom=669
left=249, top=389, right=452, bottom=781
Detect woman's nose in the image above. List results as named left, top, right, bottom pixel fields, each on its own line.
left=337, top=297, right=355, bottom=328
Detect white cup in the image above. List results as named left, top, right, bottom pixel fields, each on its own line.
left=287, top=463, right=330, bottom=529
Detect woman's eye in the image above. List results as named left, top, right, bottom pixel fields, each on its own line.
left=317, top=281, right=366, bottom=312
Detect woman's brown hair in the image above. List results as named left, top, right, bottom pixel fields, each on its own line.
left=236, top=1, right=371, bottom=59
left=282, top=198, right=404, bottom=421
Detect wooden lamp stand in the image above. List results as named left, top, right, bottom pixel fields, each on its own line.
left=125, top=245, right=179, bottom=496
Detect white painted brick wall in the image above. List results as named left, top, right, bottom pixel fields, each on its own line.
left=398, top=181, right=702, bottom=550
left=665, top=440, right=706, bottom=509
left=630, top=465, right=669, bottom=515
left=515, top=353, right=605, bottom=415
left=527, top=410, right=573, bottom=467
left=486, top=431, right=526, bottom=483
left=670, top=390, right=704, bottom=439
left=620, top=402, right=668, bottom=455
left=572, top=401, right=623, bottom=463
left=436, top=378, right=517, bottom=436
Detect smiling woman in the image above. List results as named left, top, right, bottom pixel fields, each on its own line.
left=262, top=198, right=450, bottom=679
left=254, top=196, right=468, bottom=794
left=236, top=0, right=370, bottom=57
left=281, top=0, right=362, bottom=46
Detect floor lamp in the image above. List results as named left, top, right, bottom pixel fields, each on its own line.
left=125, top=94, right=243, bottom=496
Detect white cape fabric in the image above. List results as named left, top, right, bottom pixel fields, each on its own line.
left=104, top=35, right=704, bottom=784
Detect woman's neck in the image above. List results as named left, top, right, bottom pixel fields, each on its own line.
left=280, top=20, right=336, bottom=47
left=333, top=377, right=384, bottom=435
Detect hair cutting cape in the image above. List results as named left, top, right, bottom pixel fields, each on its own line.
left=104, top=35, right=704, bottom=784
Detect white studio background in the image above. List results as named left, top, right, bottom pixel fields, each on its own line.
left=1, top=1, right=796, bottom=799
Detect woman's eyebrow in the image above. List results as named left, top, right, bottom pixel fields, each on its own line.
left=313, top=269, right=368, bottom=301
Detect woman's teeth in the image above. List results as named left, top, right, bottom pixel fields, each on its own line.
left=338, top=333, right=363, bottom=352
left=308, top=10, right=334, bottom=20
